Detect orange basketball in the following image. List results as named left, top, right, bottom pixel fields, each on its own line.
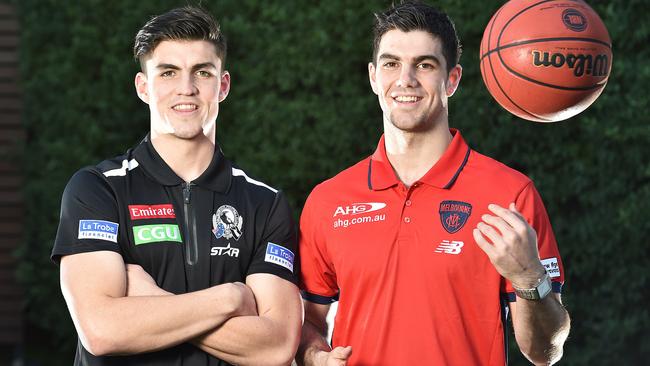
left=479, top=0, right=612, bottom=122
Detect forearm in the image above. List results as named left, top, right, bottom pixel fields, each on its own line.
left=193, top=313, right=301, bottom=366
left=512, top=295, right=570, bottom=365
left=295, top=320, right=332, bottom=366
left=72, top=286, right=236, bottom=356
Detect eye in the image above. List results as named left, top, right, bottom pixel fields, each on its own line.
left=382, top=61, right=399, bottom=69
left=160, top=70, right=175, bottom=78
left=417, top=63, right=435, bottom=70
left=196, top=70, right=213, bottom=78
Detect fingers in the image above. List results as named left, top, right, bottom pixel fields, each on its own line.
left=330, top=346, right=352, bottom=361
left=479, top=214, right=511, bottom=238
left=487, top=203, right=528, bottom=232
left=473, top=203, right=525, bottom=256
left=475, top=220, right=504, bottom=247
left=472, top=228, right=495, bottom=256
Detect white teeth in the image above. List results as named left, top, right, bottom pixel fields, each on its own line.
left=395, top=96, right=419, bottom=102
left=173, top=104, right=197, bottom=111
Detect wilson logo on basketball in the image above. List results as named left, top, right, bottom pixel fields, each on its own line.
left=562, top=9, right=588, bottom=32
left=532, top=51, right=609, bottom=78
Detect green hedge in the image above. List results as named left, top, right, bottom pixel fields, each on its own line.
left=13, top=0, right=648, bottom=364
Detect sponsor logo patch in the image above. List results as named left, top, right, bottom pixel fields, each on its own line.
left=132, top=224, right=182, bottom=245
left=435, top=240, right=464, bottom=255
left=265, top=242, right=294, bottom=272
left=78, top=220, right=119, bottom=243
left=211, top=243, right=240, bottom=257
left=333, top=214, right=386, bottom=229
left=333, top=202, right=386, bottom=217
left=541, top=257, right=561, bottom=278
left=128, top=204, right=175, bottom=220
left=212, top=205, right=243, bottom=240
left=439, top=200, right=472, bottom=234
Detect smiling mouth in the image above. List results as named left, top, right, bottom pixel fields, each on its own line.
left=393, top=95, right=422, bottom=104
left=172, top=104, right=198, bottom=111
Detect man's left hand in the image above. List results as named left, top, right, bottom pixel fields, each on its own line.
left=126, top=264, right=169, bottom=296
left=472, top=203, right=545, bottom=288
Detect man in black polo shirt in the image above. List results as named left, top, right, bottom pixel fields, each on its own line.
left=52, top=6, right=301, bottom=366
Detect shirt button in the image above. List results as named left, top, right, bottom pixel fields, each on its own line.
left=404, top=217, right=411, bottom=223
left=405, top=200, right=412, bottom=207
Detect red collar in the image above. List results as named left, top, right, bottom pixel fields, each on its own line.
left=368, top=129, right=471, bottom=190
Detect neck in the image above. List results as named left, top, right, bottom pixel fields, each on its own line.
left=151, top=133, right=215, bottom=183
left=383, top=120, right=452, bottom=187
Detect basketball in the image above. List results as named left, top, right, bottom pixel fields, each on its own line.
left=479, top=0, right=612, bottom=122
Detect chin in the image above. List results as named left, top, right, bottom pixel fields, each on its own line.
left=167, top=126, right=206, bottom=140
left=390, top=116, right=429, bottom=132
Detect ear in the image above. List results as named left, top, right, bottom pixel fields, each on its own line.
left=368, top=62, right=379, bottom=95
left=445, top=64, right=462, bottom=97
left=135, top=72, right=149, bottom=104
left=218, top=71, right=231, bottom=102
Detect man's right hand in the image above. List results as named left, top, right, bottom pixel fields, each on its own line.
left=314, top=346, right=352, bottom=366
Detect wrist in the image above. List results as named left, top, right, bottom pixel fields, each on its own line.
left=513, top=269, right=552, bottom=301
left=312, top=348, right=332, bottom=366
left=511, top=264, right=546, bottom=289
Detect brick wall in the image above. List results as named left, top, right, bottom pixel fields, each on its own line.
left=0, top=1, right=24, bottom=345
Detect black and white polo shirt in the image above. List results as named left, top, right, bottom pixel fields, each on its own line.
left=52, top=135, right=298, bottom=366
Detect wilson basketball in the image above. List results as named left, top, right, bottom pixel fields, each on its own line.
left=480, top=0, right=612, bottom=122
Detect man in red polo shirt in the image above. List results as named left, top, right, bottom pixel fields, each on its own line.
left=296, top=1, right=570, bottom=365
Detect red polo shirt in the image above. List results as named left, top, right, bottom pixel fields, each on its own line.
left=299, top=129, right=564, bottom=366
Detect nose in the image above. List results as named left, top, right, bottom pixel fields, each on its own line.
left=177, top=74, right=198, bottom=95
left=396, top=65, right=417, bottom=88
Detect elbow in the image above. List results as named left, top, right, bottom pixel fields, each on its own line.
left=520, top=327, right=570, bottom=366
left=521, top=348, right=563, bottom=366
left=519, top=309, right=571, bottom=366
left=266, top=336, right=300, bottom=366
left=78, top=320, right=125, bottom=356
left=258, top=328, right=301, bottom=366
left=263, top=348, right=297, bottom=366
left=82, top=330, right=120, bottom=356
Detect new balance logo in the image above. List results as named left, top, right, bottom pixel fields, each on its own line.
left=435, top=240, right=464, bottom=255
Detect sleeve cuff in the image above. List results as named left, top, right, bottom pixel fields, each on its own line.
left=301, top=290, right=339, bottom=304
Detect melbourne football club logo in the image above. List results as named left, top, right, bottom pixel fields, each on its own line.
left=439, top=200, right=472, bottom=234
left=212, top=205, right=243, bottom=240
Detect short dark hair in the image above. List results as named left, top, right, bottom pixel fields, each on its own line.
left=372, top=0, right=462, bottom=72
left=133, top=6, right=227, bottom=70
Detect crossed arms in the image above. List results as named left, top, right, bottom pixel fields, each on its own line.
left=60, top=250, right=302, bottom=366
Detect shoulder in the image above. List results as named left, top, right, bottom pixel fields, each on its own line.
left=309, top=157, right=371, bottom=200
left=465, top=149, right=533, bottom=192
left=228, top=164, right=288, bottom=215
left=95, top=149, right=140, bottom=180
left=62, top=148, right=138, bottom=200
left=230, top=164, right=280, bottom=197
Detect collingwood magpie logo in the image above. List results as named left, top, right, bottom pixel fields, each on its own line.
left=212, top=205, right=243, bottom=240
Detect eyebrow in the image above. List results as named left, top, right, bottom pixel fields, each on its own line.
left=155, top=62, right=219, bottom=71
left=378, top=53, right=441, bottom=66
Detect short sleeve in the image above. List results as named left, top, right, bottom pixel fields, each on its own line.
left=298, top=188, right=339, bottom=304
left=503, top=181, right=565, bottom=300
left=247, top=191, right=299, bottom=285
left=51, top=169, right=123, bottom=264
